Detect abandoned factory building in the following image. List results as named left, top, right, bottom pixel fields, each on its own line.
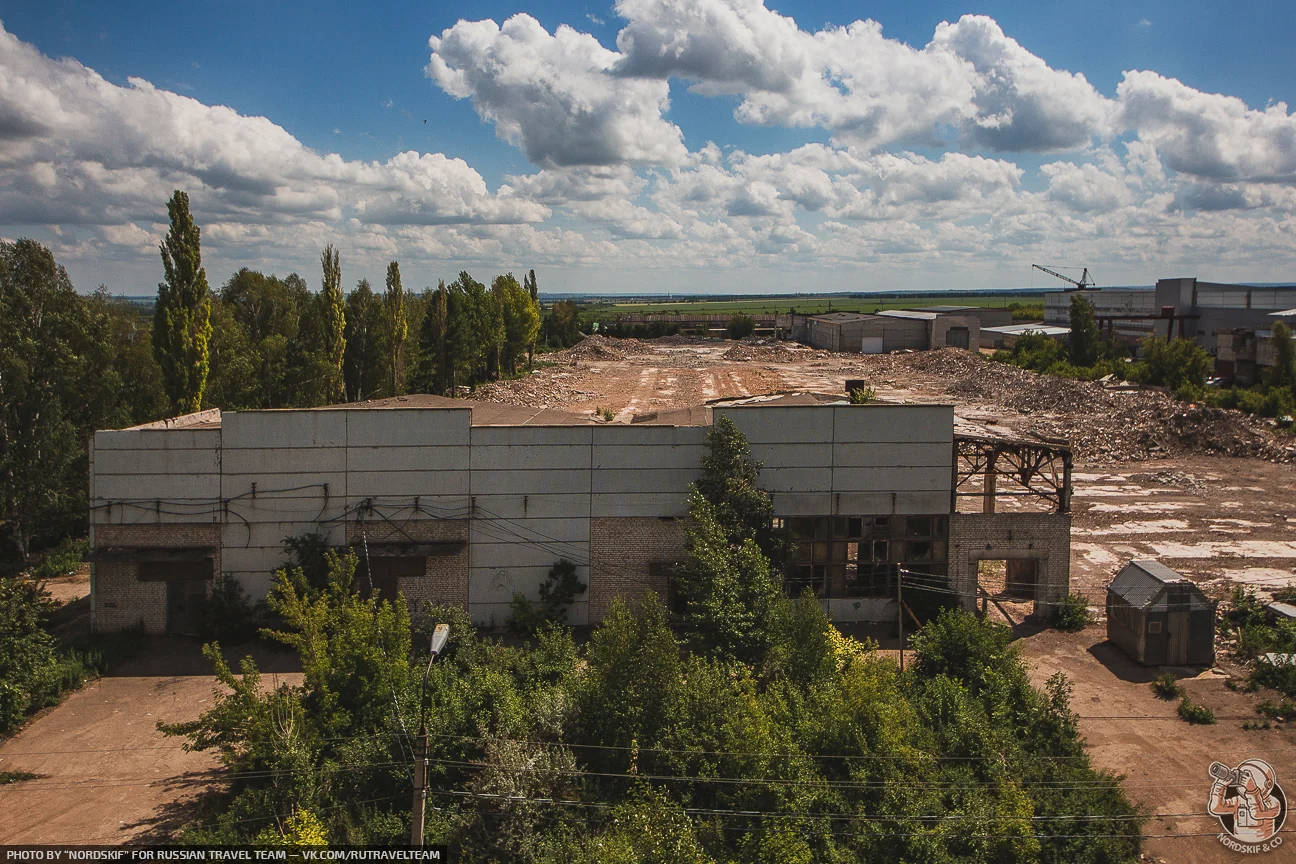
left=87, top=394, right=1074, bottom=634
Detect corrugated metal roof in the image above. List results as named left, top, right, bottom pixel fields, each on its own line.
left=1108, top=560, right=1182, bottom=606
left=982, top=324, right=1071, bottom=337
left=878, top=309, right=938, bottom=321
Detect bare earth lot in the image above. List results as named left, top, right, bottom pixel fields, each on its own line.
left=3, top=337, right=1294, bottom=856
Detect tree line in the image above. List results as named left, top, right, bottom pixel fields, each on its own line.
left=0, top=190, right=584, bottom=573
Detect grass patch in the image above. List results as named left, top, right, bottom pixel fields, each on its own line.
left=1178, top=697, right=1216, bottom=725
left=0, top=770, right=44, bottom=784
left=1256, top=698, right=1296, bottom=721
left=1151, top=672, right=1184, bottom=700
left=1049, top=593, right=1095, bottom=632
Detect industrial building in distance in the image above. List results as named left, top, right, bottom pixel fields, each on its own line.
left=87, top=394, right=1074, bottom=635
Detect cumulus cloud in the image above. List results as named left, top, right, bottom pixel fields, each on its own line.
left=0, top=22, right=545, bottom=237
left=427, top=14, right=687, bottom=167
left=1118, top=70, right=1296, bottom=183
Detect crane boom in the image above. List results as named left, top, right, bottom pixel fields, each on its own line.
left=1032, top=263, right=1095, bottom=289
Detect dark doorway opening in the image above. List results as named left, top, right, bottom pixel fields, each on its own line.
left=166, top=579, right=207, bottom=636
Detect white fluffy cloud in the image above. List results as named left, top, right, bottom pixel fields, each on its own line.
left=427, top=14, right=687, bottom=167
left=0, top=23, right=545, bottom=235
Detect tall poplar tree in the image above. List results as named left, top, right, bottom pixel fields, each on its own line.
left=384, top=260, right=407, bottom=396
left=152, top=190, right=212, bottom=415
left=319, top=244, right=346, bottom=402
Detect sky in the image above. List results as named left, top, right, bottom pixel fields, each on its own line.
left=2, top=1, right=1296, bottom=295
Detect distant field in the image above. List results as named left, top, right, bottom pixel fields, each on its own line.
left=586, top=294, right=1047, bottom=317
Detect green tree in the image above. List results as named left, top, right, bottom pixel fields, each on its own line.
left=694, top=414, right=776, bottom=552
left=546, top=299, right=582, bottom=348
left=342, top=279, right=385, bottom=402
left=1266, top=321, right=1296, bottom=391
left=413, top=282, right=449, bottom=395
left=493, top=273, right=540, bottom=375
left=152, top=190, right=213, bottom=415
left=1135, top=336, right=1211, bottom=396
left=726, top=314, right=756, bottom=340
left=445, top=272, right=488, bottom=390
left=524, top=269, right=539, bottom=363
left=317, top=245, right=347, bottom=402
left=213, top=269, right=301, bottom=408
left=1067, top=293, right=1100, bottom=367
left=383, top=261, right=408, bottom=396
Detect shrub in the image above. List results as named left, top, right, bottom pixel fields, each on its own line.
left=201, top=573, right=265, bottom=644
left=596, top=406, right=615, bottom=422
left=510, top=559, right=586, bottom=633
left=30, top=537, right=89, bottom=582
left=1132, top=336, right=1211, bottom=393
left=725, top=314, right=756, bottom=340
left=848, top=386, right=876, bottom=404
left=1050, top=592, right=1094, bottom=632
left=1151, top=672, right=1183, bottom=700
left=1178, top=697, right=1216, bottom=725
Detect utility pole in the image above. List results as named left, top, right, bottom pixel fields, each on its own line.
left=897, top=566, right=904, bottom=672
left=411, top=623, right=451, bottom=848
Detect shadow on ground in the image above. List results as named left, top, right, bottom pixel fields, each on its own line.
left=107, top=636, right=302, bottom=677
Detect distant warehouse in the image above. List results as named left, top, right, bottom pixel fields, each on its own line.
left=87, top=394, right=1074, bottom=634
left=804, top=309, right=982, bottom=353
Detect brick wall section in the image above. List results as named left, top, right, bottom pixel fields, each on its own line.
left=588, top=517, right=686, bottom=623
left=948, top=513, right=1071, bottom=614
left=91, top=523, right=221, bottom=634
left=345, top=519, right=470, bottom=612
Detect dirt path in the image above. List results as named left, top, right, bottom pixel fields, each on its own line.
left=1021, top=626, right=1296, bottom=863
left=0, top=640, right=300, bottom=844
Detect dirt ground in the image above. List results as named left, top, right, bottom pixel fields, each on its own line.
left=0, top=639, right=301, bottom=844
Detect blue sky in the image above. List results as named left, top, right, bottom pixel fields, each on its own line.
left=2, top=1, right=1295, bottom=294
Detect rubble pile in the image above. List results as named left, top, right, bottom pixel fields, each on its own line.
left=854, top=349, right=1292, bottom=462
left=722, top=342, right=828, bottom=362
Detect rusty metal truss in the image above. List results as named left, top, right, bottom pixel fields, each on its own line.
left=953, top=433, right=1072, bottom=514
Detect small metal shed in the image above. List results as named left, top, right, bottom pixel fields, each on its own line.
left=1106, top=560, right=1216, bottom=666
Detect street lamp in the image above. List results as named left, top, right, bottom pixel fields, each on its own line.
left=411, top=623, right=450, bottom=848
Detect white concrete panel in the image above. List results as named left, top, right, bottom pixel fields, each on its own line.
left=770, top=493, right=833, bottom=516
left=471, top=516, right=590, bottom=544
left=344, top=446, right=469, bottom=472
left=228, top=522, right=328, bottom=549
left=219, top=547, right=288, bottom=576
left=593, top=469, right=701, bottom=494
left=592, top=426, right=708, bottom=447
left=592, top=445, right=705, bottom=471
left=226, top=497, right=344, bottom=523
left=894, top=491, right=952, bottom=515
left=832, top=467, right=950, bottom=492
left=471, top=470, right=590, bottom=495
left=346, top=470, right=470, bottom=498
left=719, top=406, right=835, bottom=444
left=825, top=598, right=897, bottom=622
left=833, top=492, right=903, bottom=515
left=222, top=447, right=347, bottom=475
left=471, top=426, right=593, bottom=447
left=95, top=474, right=220, bottom=501
left=469, top=602, right=516, bottom=628
left=755, top=467, right=834, bottom=493
left=94, top=447, right=220, bottom=476
left=221, top=472, right=347, bottom=501
left=224, top=410, right=346, bottom=449
left=831, top=405, right=953, bottom=444
left=471, top=445, right=592, bottom=471
left=94, top=429, right=220, bottom=450
left=469, top=564, right=589, bottom=604
left=233, top=571, right=275, bottom=601
left=833, top=442, right=952, bottom=468
left=468, top=494, right=589, bottom=520
left=470, top=541, right=590, bottom=570
left=591, top=494, right=690, bottom=518
left=747, top=443, right=834, bottom=469
left=345, top=408, right=471, bottom=447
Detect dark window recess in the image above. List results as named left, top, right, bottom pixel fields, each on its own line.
left=771, top=515, right=947, bottom=599
left=167, top=579, right=207, bottom=636
left=354, top=556, right=425, bottom=602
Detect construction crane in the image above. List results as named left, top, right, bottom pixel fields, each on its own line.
left=1032, top=263, right=1096, bottom=290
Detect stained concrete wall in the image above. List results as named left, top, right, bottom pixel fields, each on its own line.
left=91, top=402, right=975, bottom=629
left=948, top=513, right=1072, bottom=614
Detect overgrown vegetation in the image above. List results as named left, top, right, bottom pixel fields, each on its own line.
left=848, top=386, right=876, bottom=404
left=162, top=416, right=1141, bottom=858
left=0, top=574, right=144, bottom=735
left=1177, top=697, right=1216, bottom=725
left=1221, top=587, right=1296, bottom=703
left=725, top=313, right=756, bottom=340
left=1150, top=672, right=1184, bottom=700
left=1049, top=592, right=1095, bottom=632
left=509, top=559, right=586, bottom=634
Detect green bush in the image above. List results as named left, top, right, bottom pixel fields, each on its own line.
left=1178, top=697, right=1216, bottom=725
left=1151, top=672, right=1183, bottom=700
left=201, top=573, right=266, bottom=644
left=29, top=537, right=89, bottom=582
left=725, top=314, right=756, bottom=340
left=1131, top=336, right=1211, bottom=393
left=1050, top=592, right=1095, bottom=631
left=848, top=386, right=876, bottom=404
left=510, top=559, right=586, bottom=633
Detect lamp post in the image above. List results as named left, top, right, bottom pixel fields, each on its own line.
left=411, top=623, right=450, bottom=848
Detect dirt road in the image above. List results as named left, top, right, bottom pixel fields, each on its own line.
left=0, top=641, right=300, bottom=844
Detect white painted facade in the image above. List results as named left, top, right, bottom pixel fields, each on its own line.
left=89, top=397, right=962, bottom=630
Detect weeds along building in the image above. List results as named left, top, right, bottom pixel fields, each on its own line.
left=87, top=393, right=1074, bottom=634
